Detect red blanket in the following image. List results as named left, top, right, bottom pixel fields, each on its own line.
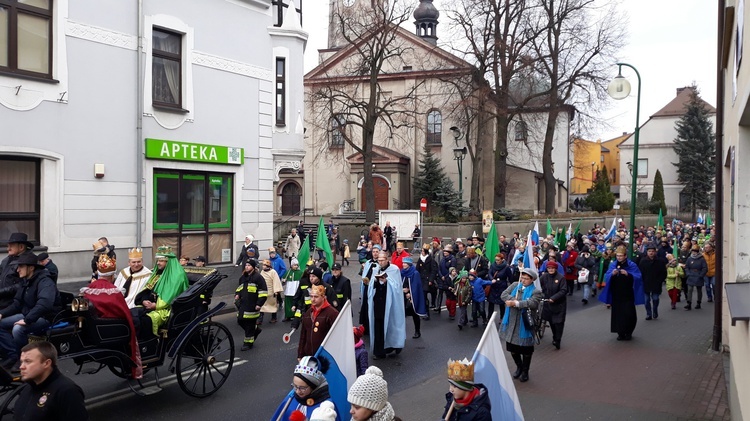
left=82, top=280, right=143, bottom=379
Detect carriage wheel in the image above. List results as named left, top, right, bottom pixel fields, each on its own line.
left=0, top=386, right=23, bottom=420
left=176, top=321, right=234, bottom=398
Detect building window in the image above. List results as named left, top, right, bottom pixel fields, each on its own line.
left=152, top=28, right=182, bottom=108
left=0, top=0, right=53, bottom=78
left=276, top=58, right=286, bottom=126
left=426, top=110, right=442, bottom=144
left=0, top=156, right=40, bottom=246
left=272, top=0, right=303, bottom=27
left=153, top=171, right=233, bottom=264
left=514, top=121, right=528, bottom=141
left=637, top=158, right=648, bottom=178
left=330, top=115, right=345, bottom=148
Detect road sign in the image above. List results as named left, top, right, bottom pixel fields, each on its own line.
left=420, top=198, right=427, bottom=212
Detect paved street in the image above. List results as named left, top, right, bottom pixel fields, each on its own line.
left=53, top=262, right=729, bottom=420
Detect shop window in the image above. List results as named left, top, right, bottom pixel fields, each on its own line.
left=153, top=171, right=233, bottom=264
left=0, top=0, right=53, bottom=78
left=152, top=27, right=182, bottom=109
left=0, top=156, right=40, bottom=245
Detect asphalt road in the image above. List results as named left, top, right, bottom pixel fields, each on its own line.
left=47, top=261, right=596, bottom=420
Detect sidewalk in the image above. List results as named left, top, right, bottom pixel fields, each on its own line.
left=389, top=297, right=730, bottom=421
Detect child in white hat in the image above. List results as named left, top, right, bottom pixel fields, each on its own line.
left=347, top=366, right=401, bottom=421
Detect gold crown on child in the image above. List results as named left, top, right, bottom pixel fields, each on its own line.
left=447, top=358, right=474, bottom=382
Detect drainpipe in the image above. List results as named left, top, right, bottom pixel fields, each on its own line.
left=136, top=0, right=144, bottom=246
left=712, top=0, right=725, bottom=353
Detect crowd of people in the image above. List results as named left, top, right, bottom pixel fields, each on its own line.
left=0, top=215, right=715, bottom=420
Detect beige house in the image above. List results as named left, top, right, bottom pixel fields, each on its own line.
left=619, top=87, right=716, bottom=209
left=719, top=1, right=750, bottom=420
left=297, top=0, right=570, bottom=217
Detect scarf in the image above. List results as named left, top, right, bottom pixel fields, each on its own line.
left=368, top=402, right=396, bottom=421
left=501, top=282, right=535, bottom=340
left=454, top=387, right=480, bottom=409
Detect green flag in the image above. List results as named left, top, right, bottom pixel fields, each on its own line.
left=574, top=219, right=582, bottom=236
left=297, top=235, right=311, bottom=268
left=556, top=228, right=566, bottom=250
left=672, top=239, right=679, bottom=257
left=316, top=217, right=334, bottom=267
left=706, top=213, right=712, bottom=227
left=484, top=222, right=499, bottom=261
left=657, top=208, right=664, bottom=230
left=546, top=219, right=554, bottom=237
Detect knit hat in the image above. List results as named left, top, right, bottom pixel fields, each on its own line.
left=402, top=256, right=413, bottom=266
left=310, top=267, right=324, bottom=281
left=348, top=366, right=388, bottom=412
left=353, top=325, right=365, bottom=343
left=309, top=401, right=337, bottom=421
left=291, top=257, right=299, bottom=267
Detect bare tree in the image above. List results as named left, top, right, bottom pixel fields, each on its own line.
left=530, top=0, right=624, bottom=213
left=306, top=1, right=419, bottom=222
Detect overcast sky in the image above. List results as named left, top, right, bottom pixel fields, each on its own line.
left=302, top=0, right=718, bottom=141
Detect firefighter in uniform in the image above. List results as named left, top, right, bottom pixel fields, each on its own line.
left=329, top=263, right=352, bottom=312
left=291, top=267, right=335, bottom=330
left=235, top=259, right=267, bottom=351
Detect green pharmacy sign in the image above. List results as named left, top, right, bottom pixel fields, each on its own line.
left=145, top=138, right=244, bottom=165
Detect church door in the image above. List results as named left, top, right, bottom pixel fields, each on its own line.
left=361, top=177, right=389, bottom=211
left=281, top=182, right=301, bottom=216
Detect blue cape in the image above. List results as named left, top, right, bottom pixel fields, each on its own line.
left=367, top=263, right=406, bottom=351
left=598, top=259, right=645, bottom=305
left=400, top=265, right=428, bottom=317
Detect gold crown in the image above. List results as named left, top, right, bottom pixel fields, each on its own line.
left=128, top=247, right=143, bottom=259
left=447, top=358, right=474, bottom=382
left=97, top=254, right=117, bottom=272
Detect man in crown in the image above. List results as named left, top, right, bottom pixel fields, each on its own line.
left=132, top=246, right=188, bottom=337
left=443, top=358, right=491, bottom=420
left=114, top=248, right=152, bottom=309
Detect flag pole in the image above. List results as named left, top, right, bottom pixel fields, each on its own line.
left=314, top=300, right=352, bottom=356
left=471, top=311, right=500, bottom=362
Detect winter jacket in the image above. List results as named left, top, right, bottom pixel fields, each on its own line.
left=443, top=383, right=492, bottom=421
left=469, top=277, right=492, bottom=303
left=235, top=243, right=259, bottom=266
left=464, top=255, right=490, bottom=279
left=455, top=280, right=473, bottom=307
left=439, top=254, right=457, bottom=279
left=703, top=250, right=716, bottom=277
left=0, top=269, right=61, bottom=324
left=638, top=256, right=668, bottom=294
left=487, top=261, right=512, bottom=304
left=684, top=253, right=708, bottom=287
left=0, top=254, right=23, bottom=309
left=666, top=263, right=684, bottom=290
left=561, top=250, right=579, bottom=281
left=416, top=253, right=437, bottom=290
left=540, top=271, right=567, bottom=324
left=574, top=254, right=597, bottom=284
left=235, top=270, right=267, bottom=321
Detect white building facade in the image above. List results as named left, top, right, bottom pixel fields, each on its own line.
left=0, top=0, right=307, bottom=277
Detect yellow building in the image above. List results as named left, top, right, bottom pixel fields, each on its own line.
left=571, top=134, right=630, bottom=198
left=570, top=138, right=602, bottom=195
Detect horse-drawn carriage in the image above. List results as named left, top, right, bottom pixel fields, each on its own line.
left=0, top=267, right=234, bottom=419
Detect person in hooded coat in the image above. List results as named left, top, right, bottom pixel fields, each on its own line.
left=367, top=251, right=406, bottom=359
left=400, top=257, right=428, bottom=339
left=487, top=253, right=512, bottom=318
left=599, top=246, right=644, bottom=341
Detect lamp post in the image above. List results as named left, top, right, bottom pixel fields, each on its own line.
left=591, top=162, right=596, bottom=187
left=608, top=63, right=641, bottom=258
left=450, top=126, right=467, bottom=201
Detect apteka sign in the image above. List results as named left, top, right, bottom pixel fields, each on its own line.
left=145, top=138, right=244, bottom=165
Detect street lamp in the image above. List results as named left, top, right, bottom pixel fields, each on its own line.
left=591, top=161, right=596, bottom=183
left=608, top=63, right=641, bottom=258
left=450, top=126, right=467, bottom=201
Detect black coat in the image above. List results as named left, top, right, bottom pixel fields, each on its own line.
left=416, top=253, right=437, bottom=290
left=0, top=254, right=23, bottom=309
left=329, top=274, right=352, bottom=311
left=464, top=255, right=490, bottom=279
left=540, top=271, right=567, bottom=324
left=235, top=270, right=267, bottom=317
left=487, top=261, right=512, bottom=304
left=235, top=243, right=259, bottom=266
left=14, top=368, right=88, bottom=421
left=44, top=261, right=59, bottom=284
left=443, top=384, right=492, bottom=421
left=638, top=256, right=668, bottom=294
left=0, top=269, right=61, bottom=324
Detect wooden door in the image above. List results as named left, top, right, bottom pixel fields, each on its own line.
left=362, top=177, right=389, bottom=211
left=281, top=182, right=301, bottom=216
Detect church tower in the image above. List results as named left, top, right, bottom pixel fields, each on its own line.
left=413, top=0, right=439, bottom=45
left=328, top=0, right=364, bottom=50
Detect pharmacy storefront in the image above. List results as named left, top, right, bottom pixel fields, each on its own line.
left=145, top=138, right=244, bottom=265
